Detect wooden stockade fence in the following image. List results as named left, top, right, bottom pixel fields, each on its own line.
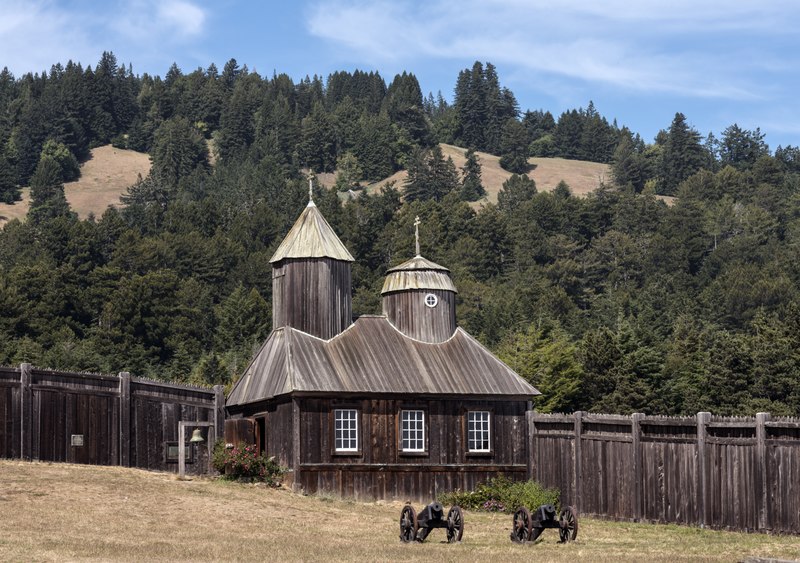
left=0, top=364, right=224, bottom=473
left=528, top=411, right=800, bottom=534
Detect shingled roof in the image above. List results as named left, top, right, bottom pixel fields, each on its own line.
left=381, top=255, right=458, bottom=294
left=227, top=316, right=539, bottom=406
left=269, top=200, right=355, bottom=263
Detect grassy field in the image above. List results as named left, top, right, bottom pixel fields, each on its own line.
left=320, top=143, right=612, bottom=206
left=0, top=460, right=798, bottom=562
left=0, top=145, right=150, bottom=227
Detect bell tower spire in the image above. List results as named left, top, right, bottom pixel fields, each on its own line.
left=270, top=195, right=354, bottom=340
left=414, top=216, right=421, bottom=257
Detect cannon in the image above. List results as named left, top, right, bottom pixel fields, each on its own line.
left=399, top=501, right=464, bottom=543
left=510, top=504, right=577, bottom=544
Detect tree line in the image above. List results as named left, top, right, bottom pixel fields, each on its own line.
left=2, top=53, right=800, bottom=416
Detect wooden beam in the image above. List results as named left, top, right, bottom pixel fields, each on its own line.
left=632, top=412, right=644, bottom=522
left=573, top=410, right=583, bottom=512
left=697, top=411, right=711, bottom=528
left=119, top=372, right=131, bottom=467
left=20, top=363, right=32, bottom=461
left=756, top=412, right=771, bottom=532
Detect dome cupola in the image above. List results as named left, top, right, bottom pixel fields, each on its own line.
left=381, top=217, right=457, bottom=343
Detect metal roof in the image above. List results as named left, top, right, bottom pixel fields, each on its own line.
left=381, top=255, right=458, bottom=294
left=227, top=316, right=539, bottom=406
left=269, top=201, right=355, bottom=263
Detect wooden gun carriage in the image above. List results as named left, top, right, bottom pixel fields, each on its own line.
left=399, top=501, right=464, bottom=543
left=510, top=504, right=578, bottom=543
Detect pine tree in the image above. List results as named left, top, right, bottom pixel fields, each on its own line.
left=660, top=112, right=706, bottom=195
left=27, top=156, right=72, bottom=224
left=499, top=118, right=531, bottom=173
left=459, top=148, right=485, bottom=201
left=611, top=131, right=646, bottom=192
left=497, top=174, right=537, bottom=211
left=0, top=154, right=19, bottom=203
left=150, top=117, right=209, bottom=189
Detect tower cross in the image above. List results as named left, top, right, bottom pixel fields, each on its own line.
left=308, top=178, right=313, bottom=202
left=414, top=216, right=421, bottom=257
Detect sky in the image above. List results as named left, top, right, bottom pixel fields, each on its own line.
left=3, top=0, right=800, bottom=149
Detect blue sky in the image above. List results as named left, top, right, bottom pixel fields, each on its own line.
left=3, top=0, right=800, bottom=149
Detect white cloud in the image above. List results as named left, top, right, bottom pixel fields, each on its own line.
left=307, top=0, right=797, bottom=100
left=0, top=0, right=208, bottom=75
left=158, top=0, right=206, bottom=36
left=0, top=1, right=96, bottom=74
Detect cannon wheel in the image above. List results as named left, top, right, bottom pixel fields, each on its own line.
left=511, top=507, right=532, bottom=543
left=446, top=505, right=464, bottom=543
left=559, top=506, right=578, bottom=542
left=399, top=505, right=419, bottom=543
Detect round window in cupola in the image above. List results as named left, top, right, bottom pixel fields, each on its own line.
left=424, top=293, right=438, bottom=308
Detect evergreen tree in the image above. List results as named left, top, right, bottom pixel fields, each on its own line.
left=385, top=72, right=431, bottom=146
left=660, top=112, right=706, bottom=196
left=459, top=148, right=485, bottom=201
left=719, top=124, right=769, bottom=170
left=611, top=130, right=646, bottom=192
left=298, top=101, right=337, bottom=172
left=0, top=154, right=19, bottom=203
left=499, top=118, right=531, bottom=173
left=40, top=139, right=80, bottom=182
left=553, top=109, right=584, bottom=160
left=150, top=117, right=209, bottom=189
left=497, top=174, right=537, bottom=211
left=404, top=145, right=458, bottom=202
left=27, top=156, right=72, bottom=224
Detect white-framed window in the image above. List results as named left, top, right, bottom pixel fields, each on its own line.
left=400, top=410, right=425, bottom=452
left=467, top=411, right=491, bottom=452
left=334, top=409, right=358, bottom=452
left=424, top=293, right=438, bottom=308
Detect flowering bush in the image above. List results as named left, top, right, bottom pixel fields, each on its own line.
left=482, top=499, right=506, bottom=512
left=212, top=440, right=283, bottom=485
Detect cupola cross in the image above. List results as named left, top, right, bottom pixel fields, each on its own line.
left=414, top=216, right=421, bottom=257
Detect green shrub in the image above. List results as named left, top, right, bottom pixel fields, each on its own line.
left=212, top=440, right=283, bottom=485
left=439, top=475, right=559, bottom=513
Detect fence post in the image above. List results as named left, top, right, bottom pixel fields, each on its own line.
left=20, top=363, right=32, bottom=461
left=756, top=412, right=771, bottom=532
left=573, top=411, right=583, bottom=512
left=119, top=372, right=131, bottom=467
left=697, top=411, right=711, bottom=528
left=526, top=410, right=535, bottom=481
left=213, top=385, right=225, bottom=445
left=631, top=412, right=644, bottom=522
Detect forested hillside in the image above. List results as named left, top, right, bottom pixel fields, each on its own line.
left=1, top=53, right=800, bottom=416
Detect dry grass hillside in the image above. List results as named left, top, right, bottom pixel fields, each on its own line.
left=0, top=460, right=798, bottom=562
left=0, top=145, right=150, bottom=227
left=320, top=144, right=611, bottom=205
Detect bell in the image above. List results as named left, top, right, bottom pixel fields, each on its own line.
left=189, top=428, right=205, bottom=443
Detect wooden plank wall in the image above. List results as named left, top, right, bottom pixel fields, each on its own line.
left=0, top=367, right=21, bottom=458
left=273, top=258, right=352, bottom=340
left=292, top=397, right=528, bottom=501
left=528, top=411, right=800, bottom=534
left=382, top=289, right=456, bottom=343
left=0, top=364, right=223, bottom=474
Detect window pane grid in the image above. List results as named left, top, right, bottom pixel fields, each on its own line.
left=334, top=409, right=358, bottom=452
left=401, top=410, right=425, bottom=452
left=468, top=411, right=491, bottom=452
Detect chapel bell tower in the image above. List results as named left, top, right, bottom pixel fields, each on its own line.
left=270, top=183, right=354, bottom=340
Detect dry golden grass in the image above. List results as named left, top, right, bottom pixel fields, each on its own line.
left=323, top=144, right=611, bottom=206
left=1, top=460, right=798, bottom=562
left=0, top=145, right=150, bottom=227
